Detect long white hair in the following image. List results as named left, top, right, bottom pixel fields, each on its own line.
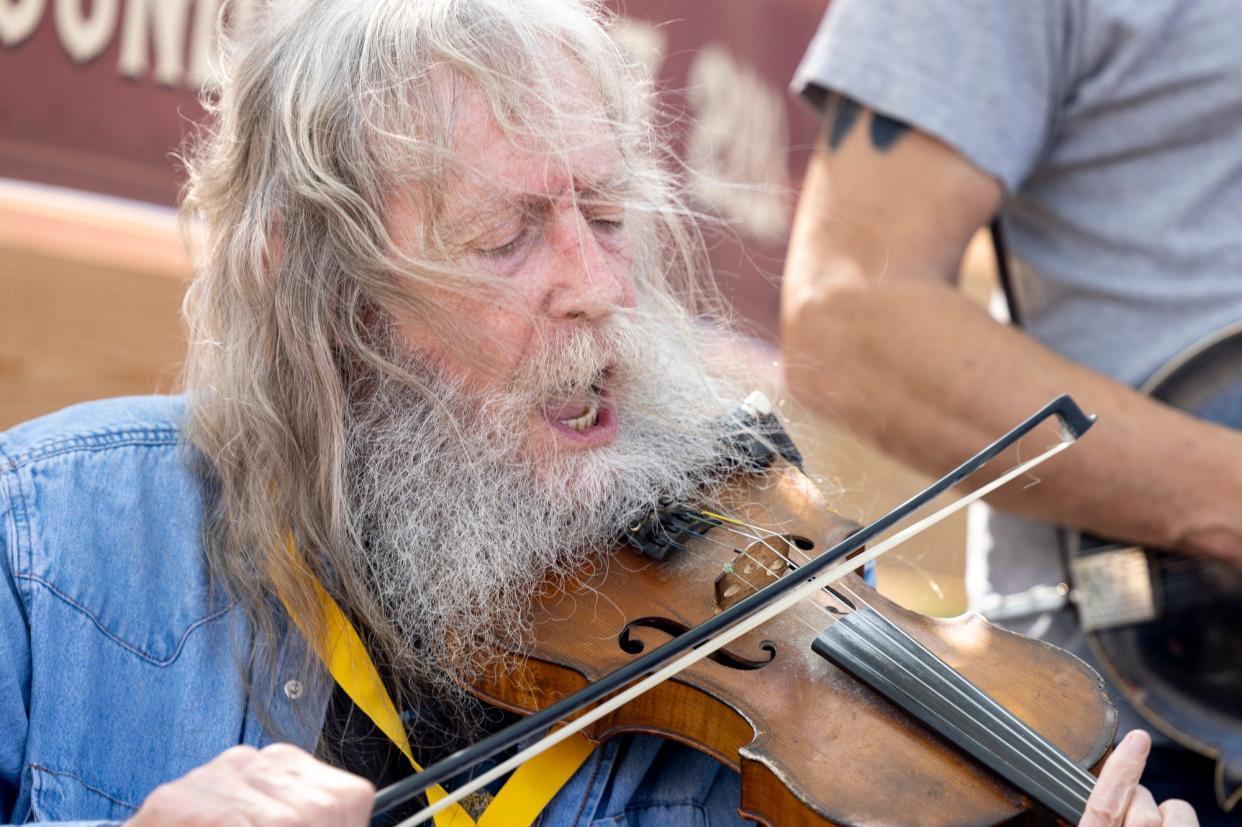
left=179, top=0, right=728, bottom=724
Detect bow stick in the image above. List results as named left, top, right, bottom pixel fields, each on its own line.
left=377, top=394, right=1096, bottom=826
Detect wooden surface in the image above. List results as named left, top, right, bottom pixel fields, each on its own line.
left=0, top=181, right=189, bottom=427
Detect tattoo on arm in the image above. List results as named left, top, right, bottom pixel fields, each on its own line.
left=869, top=112, right=910, bottom=151
left=826, top=94, right=862, bottom=150
left=822, top=93, right=912, bottom=153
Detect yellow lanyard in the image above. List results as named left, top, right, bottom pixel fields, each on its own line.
left=281, top=536, right=595, bottom=827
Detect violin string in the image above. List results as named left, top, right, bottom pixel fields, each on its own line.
left=798, top=552, right=1095, bottom=801
left=650, top=524, right=834, bottom=640
left=698, top=519, right=861, bottom=615
left=704, top=513, right=1218, bottom=789
left=752, top=521, right=1096, bottom=801
left=688, top=519, right=852, bottom=624
left=835, top=605, right=1094, bottom=807
left=681, top=514, right=1094, bottom=811
left=706, top=513, right=1096, bottom=804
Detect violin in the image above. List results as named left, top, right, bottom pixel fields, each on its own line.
left=384, top=396, right=1117, bottom=825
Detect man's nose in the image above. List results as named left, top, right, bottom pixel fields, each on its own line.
left=546, top=212, right=636, bottom=322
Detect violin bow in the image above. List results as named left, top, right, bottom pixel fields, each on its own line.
left=375, top=394, right=1096, bottom=826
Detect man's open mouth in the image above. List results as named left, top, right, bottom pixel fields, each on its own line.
left=541, top=370, right=614, bottom=438
left=556, top=395, right=600, bottom=431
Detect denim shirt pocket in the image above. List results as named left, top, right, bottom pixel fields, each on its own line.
left=27, top=763, right=137, bottom=824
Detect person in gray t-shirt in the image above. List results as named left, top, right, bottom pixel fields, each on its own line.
left=782, top=0, right=1242, bottom=821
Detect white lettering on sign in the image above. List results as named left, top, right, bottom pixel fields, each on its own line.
left=53, top=0, right=119, bottom=63
left=0, top=0, right=45, bottom=48
left=118, top=0, right=192, bottom=86
left=186, top=0, right=221, bottom=88
left=613, top=22, right=791, bottom=244
left=4, top=3, right=795, bottom=237
left=2, top=0, right=253, bottom=87
left=686, top=44, right=791, bottom=242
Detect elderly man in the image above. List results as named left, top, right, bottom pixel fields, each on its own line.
left=0, top=1, right=1189, bottom=825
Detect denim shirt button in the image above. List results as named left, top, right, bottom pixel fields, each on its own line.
left=283, top=679, right=305, bottom=700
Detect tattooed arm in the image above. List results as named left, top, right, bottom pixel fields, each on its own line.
left=781, top=94, right=1242, bottom=565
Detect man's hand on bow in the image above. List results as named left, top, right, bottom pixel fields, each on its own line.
left=125, top=743, right=374, bottom=827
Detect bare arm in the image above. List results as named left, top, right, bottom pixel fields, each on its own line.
left=781, top=96, right=1242, bottom=565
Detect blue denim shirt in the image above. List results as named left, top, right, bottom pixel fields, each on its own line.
left=0, top=396, right=743, bottom=826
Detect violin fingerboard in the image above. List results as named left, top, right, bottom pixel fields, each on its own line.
left=812, top=607, right=1094, bottom=824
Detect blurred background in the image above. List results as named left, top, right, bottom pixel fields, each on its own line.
left=0, top=0, right=1003, bottom=616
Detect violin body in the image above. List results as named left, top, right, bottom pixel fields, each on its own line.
left=474, top=465, right=1117, bottom=826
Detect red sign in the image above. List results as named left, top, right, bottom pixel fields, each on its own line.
left=0, top=0, right=829, bottom=331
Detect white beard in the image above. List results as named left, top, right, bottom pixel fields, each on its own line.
left=343, top=310, right=745, bottom=704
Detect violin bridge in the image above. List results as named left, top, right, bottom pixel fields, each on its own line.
left=714, top=537, right=792, bottom=612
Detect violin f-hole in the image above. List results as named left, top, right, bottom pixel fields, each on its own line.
left=618, top=616, right=777, bottom=671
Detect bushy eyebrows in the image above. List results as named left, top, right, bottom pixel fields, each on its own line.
left=573, top=172, right=632, bottom=205
left=449, top=171, right=632, bottom=229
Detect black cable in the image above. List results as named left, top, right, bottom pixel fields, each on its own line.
left=989, top=217, right=1023, bottom=326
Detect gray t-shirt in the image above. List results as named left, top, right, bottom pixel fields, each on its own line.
left=793, top=0, right=1242, bottom=734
